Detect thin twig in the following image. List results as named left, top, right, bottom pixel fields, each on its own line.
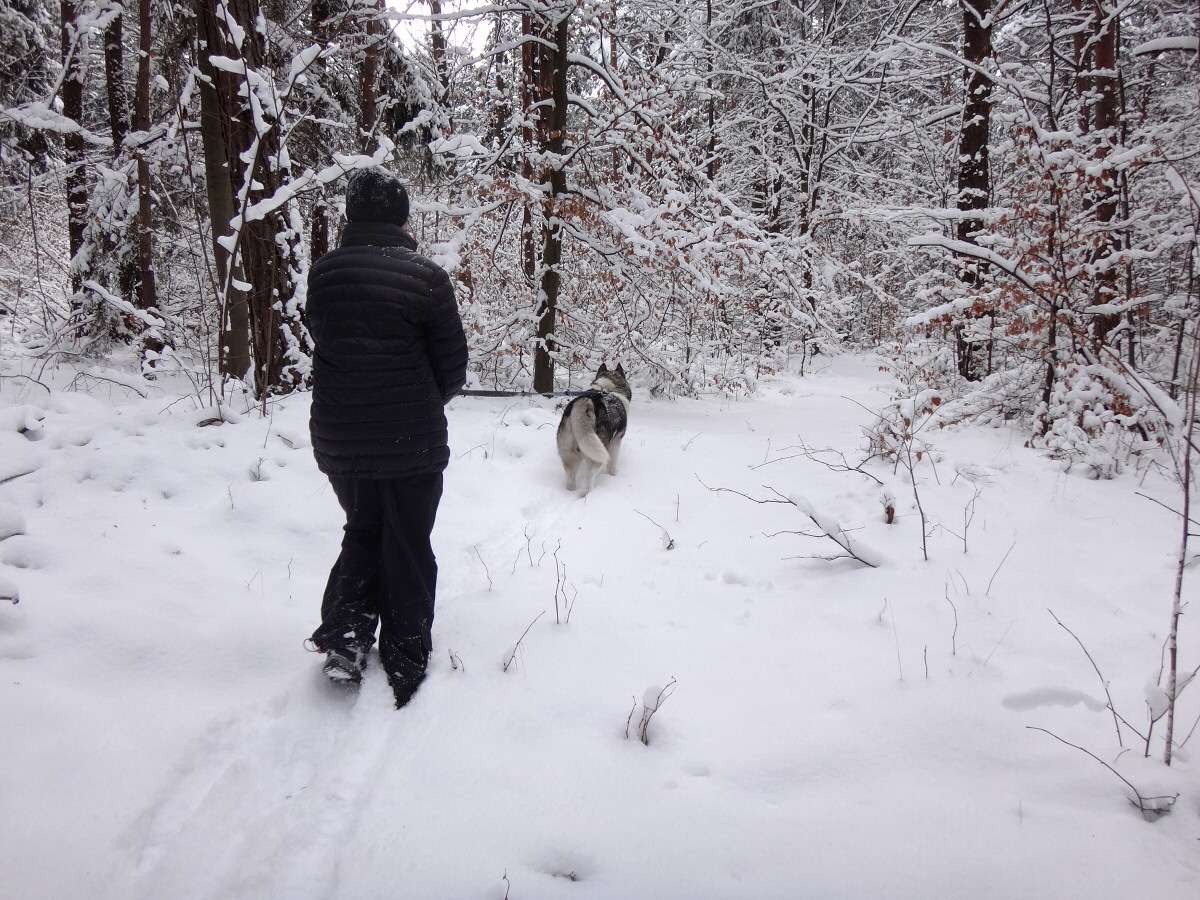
left=905, top=441, right=929, bottom=561
left=886, top=598, right=904, bottom=681
left=986, top=540, right=1017, bottom=595
left=1027, top=727, right=1177, bottom=820
left=1048, top=609, right=1124, bottom=747
left=634, top=508, right=674, bottom=549
left=749, top=437, right=884, bottom=484
left=474, top=546, right=492, bottom=591
left=502, top=610, right=545, bottom=673
left=945, top=589, right=959, bottom=656
left=695, top=475, right=789, bottom=504
left=1134, top=491, right=1200, bottom=530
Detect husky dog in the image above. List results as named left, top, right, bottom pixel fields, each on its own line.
left=556, top=363, right=633, bottom=496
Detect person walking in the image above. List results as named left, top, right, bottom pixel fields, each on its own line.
left=305, top=167, right=468, bottom=708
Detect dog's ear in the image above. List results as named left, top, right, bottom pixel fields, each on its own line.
left=597, top=362, right=609, bottom=375
left=615, top=363, right=625, bottom=376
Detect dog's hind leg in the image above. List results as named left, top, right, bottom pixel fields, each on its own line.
left=562, top=455, right=579, bottom=491
left=604, top=435, right=623, bottom=475
left=578, top=458, right=602, bottom=496
left=569, top=399, right=609, bottom=495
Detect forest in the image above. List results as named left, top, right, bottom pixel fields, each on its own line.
left=1, top=0, right=1198, bottom=452
left=3, top=5, right=1200, bottom=891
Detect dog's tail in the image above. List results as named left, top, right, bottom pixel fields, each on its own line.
left=570, top=397, right=610, bottom=467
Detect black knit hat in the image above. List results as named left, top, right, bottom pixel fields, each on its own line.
left=345, top=168, right=410, bottom=227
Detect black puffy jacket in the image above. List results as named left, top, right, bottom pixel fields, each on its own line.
left=306, top=220, right=469, bottom=478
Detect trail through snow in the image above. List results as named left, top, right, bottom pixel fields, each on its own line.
left=1, top=355, right=1197, bottom=899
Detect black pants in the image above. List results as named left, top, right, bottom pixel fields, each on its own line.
left=312, top=472, right=443, bottom=701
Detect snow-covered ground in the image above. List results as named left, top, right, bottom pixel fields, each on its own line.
left=1, top=354, right=1197, bottom=899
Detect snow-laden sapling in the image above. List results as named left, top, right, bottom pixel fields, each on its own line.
left=863, top=391, right=944, bottom=561
left=1079, top=321, right=1200, bottom=766
left=1029, top=608, right=1197, bottom=820
left=626, top=678, right=676, bottom=746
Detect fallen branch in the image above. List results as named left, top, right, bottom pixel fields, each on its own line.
left=698, top=477, right=880, bottom=567
left=766, top=487, right=882, bottom=568
left=1027, top=726, right=1178, bottom=821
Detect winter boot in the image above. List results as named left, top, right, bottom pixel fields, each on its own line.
left=322, top=647, right=366, bottom=686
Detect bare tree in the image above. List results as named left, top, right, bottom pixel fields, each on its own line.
left=193, top=0, right=249, bottom=382
left=529, top=4, right=570, bottom=395
left=101, top=1, right=128, bottom=152
left=195, top=0, right=310, bottom=396
left=954, top=0, right=994, bottom=380
left=59, top=0, right=86, bottom=297
left=131, top=0, right=157, bottom=315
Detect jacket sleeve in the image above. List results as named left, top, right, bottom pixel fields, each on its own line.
left=427, top=267, right=469, bottom=403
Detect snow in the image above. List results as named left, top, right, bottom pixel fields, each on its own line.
left=1132, top=36, right=1200, bottom=56
left=0, top=101, right=113, bottom=146
left=1, top=354, right=1198, bottom=899
left=429, top=134, right=489, bottom=159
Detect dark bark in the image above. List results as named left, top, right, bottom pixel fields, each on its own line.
left=519, top=12, right=537, bottom=288
left=60, top=0, right=87, bottom=296
left=705, top=0, right=716, bottom=182
left=359, top=0, right=382, bottom=148
left=1081, top=0, right=1122, bottom=347
left=194, top=0, right=250, bottom=380
left=102, top=9, right=128, bottom=152
left=307, top=0, right=336, bottom=263
left=310, top=201, right=331, bottom=262
left=954, top=0, right=993, bottom=381
left=198, top=0, right=307, bottom=395
left=532, top=11, right=569, bottom=395
left=101, top=5, right=138, bottom=311
left=132, top=0, right=157, bottom=313
left=427, top=0, right=449, bottom=103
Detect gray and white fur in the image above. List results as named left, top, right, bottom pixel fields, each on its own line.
left=556, top=363, right=632, bottom=496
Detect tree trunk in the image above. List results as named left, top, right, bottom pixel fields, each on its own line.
left=427, top=0, right=450, bottom=103
left=102, top=9, right=128, bottom=152
left=1082, top=0, right=1122, bottom=347
left=308, top=0, right=336, bottom=264
left=359, top=0, right=382, bottom=148
left=532, top=10, right=569, bottom=395
left=705, top=0, right=716, bottom=182
left=60, top=0, right=87, bottom=297
left=101, top=5, right=139, bottom=312
left=954, top=0, right=993, bottom=381
left=198, top=0, right=308, bottom=395
left=194, top=0, right=250, bottom=381
left=520, top=11, right=538, bottom=291
left=132, top=0, right=158, bottom=314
